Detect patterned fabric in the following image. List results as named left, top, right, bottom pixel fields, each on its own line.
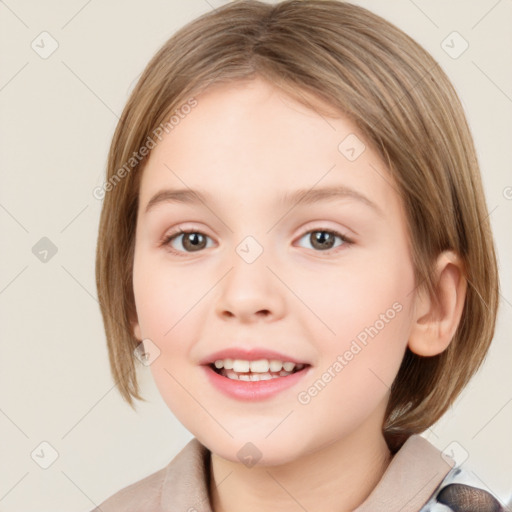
left=420, top=467, right=506, bottom=512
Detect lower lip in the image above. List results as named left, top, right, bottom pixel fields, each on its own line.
left=202, top=364, right=311, bottom=401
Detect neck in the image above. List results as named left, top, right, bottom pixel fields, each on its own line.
left=208, top=423, right=392, bottom=512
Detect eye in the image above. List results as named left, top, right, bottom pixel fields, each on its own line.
left=161, top=228, right=214, bottom=256
left=296, top=228, right=352, bottom=253
left=161, top=226, right=353, bottom=257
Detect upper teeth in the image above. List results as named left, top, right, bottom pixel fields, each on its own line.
left=213, top=358, right=303, bottom=373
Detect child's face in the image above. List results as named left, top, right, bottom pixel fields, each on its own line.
left=131, top=77, right=418, bottom=464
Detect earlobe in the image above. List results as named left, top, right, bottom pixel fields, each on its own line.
left=128, top=301, right=142, bottom=341
left=408, top=250, right=467, bottom=357
left=132, top=321, right=142, bottom=341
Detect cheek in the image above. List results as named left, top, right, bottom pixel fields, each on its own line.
left=132, top=249, right=219, bottom=405
left=294, top=301, right=412, bottom=447
left=132, top=250, right=205, bottom=338
left=297, top=246, right=415, bottom=350
left=302, top=248, right=415, bottom=409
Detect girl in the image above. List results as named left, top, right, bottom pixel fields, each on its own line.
left=94, top=1, right=505, bottom=510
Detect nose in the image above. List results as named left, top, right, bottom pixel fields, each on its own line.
left=214, top=245, right=286, bottom=323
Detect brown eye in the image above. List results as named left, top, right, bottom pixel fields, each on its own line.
left=180, top=232, right=207, bottom=251
left=310, top=231, right=336, bottom=250
left=163, top=229, right=212, bottom=254
left=296, top=229, right=352, bottom=253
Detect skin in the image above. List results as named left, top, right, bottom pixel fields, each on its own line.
left=131, top=77, right=466, bottom=512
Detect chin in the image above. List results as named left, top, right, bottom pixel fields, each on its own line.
left=199, top=432, right=311, bottom=467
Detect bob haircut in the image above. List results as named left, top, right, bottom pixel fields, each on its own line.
left=95, top=0, right=499, bottom=452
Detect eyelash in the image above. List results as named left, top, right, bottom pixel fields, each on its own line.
left=160, top=226, right=353, bottom=257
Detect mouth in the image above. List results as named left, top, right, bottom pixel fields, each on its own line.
left=207, top=358, right=311, bottom=382
left=199, top=349, right=312, bottom=400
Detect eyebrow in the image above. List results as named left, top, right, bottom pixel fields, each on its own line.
left=144, top=185, right=382, bottom=215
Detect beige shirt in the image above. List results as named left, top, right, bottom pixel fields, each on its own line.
left=92, top=434, right=455, bottom=512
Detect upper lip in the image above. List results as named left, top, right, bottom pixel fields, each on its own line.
left=200, top=347, right=310, bottom=366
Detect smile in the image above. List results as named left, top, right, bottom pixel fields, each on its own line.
left=211, top=358, right=306, bottom=381
left=203, top=358, right=311, bottom=400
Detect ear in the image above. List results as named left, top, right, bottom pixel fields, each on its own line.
left=132, top=320, right=142, bottom=342
left=129, top=305, right=142, bottom=341
left=408, top=250, right=467, bottom=357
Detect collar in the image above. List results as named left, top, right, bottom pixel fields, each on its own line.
left=160, top=435, right=454, bottom=512
left=353, top=434, right=455, bottom=511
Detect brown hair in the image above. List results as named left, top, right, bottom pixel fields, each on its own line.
left=95, top=0, right=499, bottom=452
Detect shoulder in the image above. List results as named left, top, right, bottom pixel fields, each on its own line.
left=420, top=466, right=507, bottom=512
left=89, top=437, right=210, bottom=512
left=90, top=464, right=167, bottom=512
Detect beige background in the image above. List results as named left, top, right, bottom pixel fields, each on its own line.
left=0, top=0, right=511, bottom=510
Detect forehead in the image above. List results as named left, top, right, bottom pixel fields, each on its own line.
left=137, top=77, right=401, bottom=219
